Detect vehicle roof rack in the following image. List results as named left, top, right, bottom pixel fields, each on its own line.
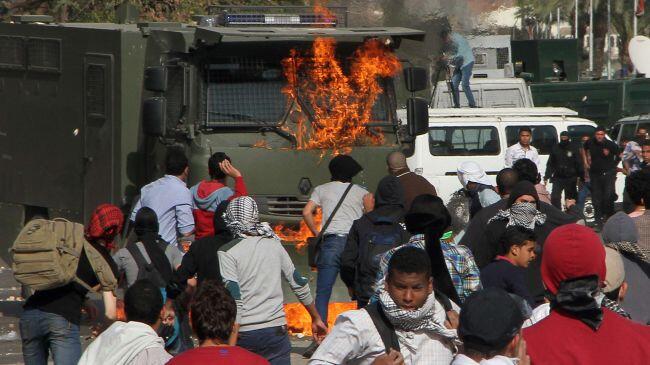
left=427, top=107, right=579, bottom=118
left=11, top=15, right=54, bottom=24
left=202, top=5, right=348, bottom=27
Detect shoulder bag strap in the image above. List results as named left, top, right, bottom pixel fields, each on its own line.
left=365, top=302, right=400, bottom=353
left=318, top=183, right=355, bottom=238
left=127, top=243, right=151, bottom=269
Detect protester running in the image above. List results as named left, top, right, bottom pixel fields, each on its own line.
left=130, top=147, right=195, bottom=250
left=310, top=246, right=458, bottom=365
left=221, top=196, right=327, bottom=364
left=190, top=152, right=247, bottom=240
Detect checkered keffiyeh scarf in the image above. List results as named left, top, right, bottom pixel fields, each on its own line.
left=84, top=204, right=124, bottom=249
left=605, top=241, right=650, bottom=265
left=488, top=202, right=547, bottom=230
left=602, top=297, right=632, bottom=319
left=224, top=196, right=278, bottom=239
left=378, top=288, right=458, bottom=344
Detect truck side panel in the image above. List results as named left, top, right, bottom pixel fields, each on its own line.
left=0, top=24, right=124, bottom=221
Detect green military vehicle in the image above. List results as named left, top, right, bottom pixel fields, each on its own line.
left=0, top=6, right=425, bottom=263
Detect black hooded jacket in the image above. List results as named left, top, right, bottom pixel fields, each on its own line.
left=340, top=176, right=411, bottom=302
left=166, top=201, right=233, bottom=299
left=544, top=140, right=584, bottom=180
left=460, top=182, right=579, bottom=304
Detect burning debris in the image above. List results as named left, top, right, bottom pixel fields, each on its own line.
left=285, top=302, right=357, bottom=336
left=282, top=37, right=402, bottom=152
left=274, top=209, right=322, bottom=252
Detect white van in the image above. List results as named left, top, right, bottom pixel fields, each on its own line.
left=399, top=107, right=597, bottom=203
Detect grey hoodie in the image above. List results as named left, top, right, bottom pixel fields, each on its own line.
left=603, top=212, right=650, bottom=325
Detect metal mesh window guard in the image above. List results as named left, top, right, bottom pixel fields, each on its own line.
left=27, top=38, right=61, bottom=72
left=0, top=36, right=25, bottom=70
left=203, top=56, right=391, bottom=128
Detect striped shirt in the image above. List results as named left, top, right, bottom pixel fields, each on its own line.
left=374, top=235, right=482, bottom=304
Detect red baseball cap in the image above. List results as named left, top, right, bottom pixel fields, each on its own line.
left=541, top=224, right=606, bottom=294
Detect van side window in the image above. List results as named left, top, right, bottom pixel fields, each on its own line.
left=620, top=123, right=638, bottom=144
left=506, top=125, right=557, bottom=155
left=567, top=125, right=596, bottom=143
left=428, top=126, right=500, bottom=156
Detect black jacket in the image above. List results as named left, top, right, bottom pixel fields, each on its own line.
left=340, top=207, right=411, bottom=302
left=585, top=138, right=620, bottom=175
left=545, top=141, right=584, bottom=180
left=165, top=233, right=232, bottom=299
left=480, top=258, right=535, bottom=307
left=460, top=198, right=578, bottom=304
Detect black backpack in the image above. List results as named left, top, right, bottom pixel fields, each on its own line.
left=126, top=243, right=167, bottom=288
left=358, top=219, right=409, bottom=281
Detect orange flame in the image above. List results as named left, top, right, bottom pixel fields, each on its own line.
left=313, top=1, right=336, bottom=27
left=282, top=37, right=401, bottom=153
left=116, top=299, right=126, bottom=321
left=252, top=139, right=271, bottom=150
left=285, top=302, right=357, bottom=336
left=274, top=209, right=322, bottom=253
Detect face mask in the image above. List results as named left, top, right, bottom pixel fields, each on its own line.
left=507, top=202, right=544, bottom=230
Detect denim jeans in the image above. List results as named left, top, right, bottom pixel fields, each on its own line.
left=20, top=309, right=81, bottom=365
left=237, top=326, right=291, bottom=365
left=451, top=61, right=476, bottom=108
left=315, top=234, right=348, bottom=323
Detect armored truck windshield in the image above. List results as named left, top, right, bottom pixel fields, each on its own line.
left=201, top=43, right=391, bottom=134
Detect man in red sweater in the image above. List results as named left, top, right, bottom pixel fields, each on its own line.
left=190, top=152, right=247, bottom=239
left=167, top=280, right=268, bottom=365
left=523, top=224, right=650, bottom=365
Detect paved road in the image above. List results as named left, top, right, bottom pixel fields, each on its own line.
left=0, top=258, right=311, bottom=365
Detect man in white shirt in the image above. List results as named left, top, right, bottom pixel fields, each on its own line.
left=79, top=280, right=172, bottom=365
left=303, top=155, right=373, bottom=329
left=309, top=246, right=457, bottom=365
left=505, top=127, right=540, bottom=172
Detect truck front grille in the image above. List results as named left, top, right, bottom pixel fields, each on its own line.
left=265, top=196, right=307, bottom=216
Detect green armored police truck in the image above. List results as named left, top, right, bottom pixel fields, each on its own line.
left=0, top=6, right=425, bottom=261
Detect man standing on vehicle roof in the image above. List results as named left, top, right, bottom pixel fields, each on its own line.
left=505, top=127, right=541, bottom=172
left=584, top=127, right=620, bottom=229
left=544, top=131, right=584, bottom=209
left=441, top=28, right=477, bottom=108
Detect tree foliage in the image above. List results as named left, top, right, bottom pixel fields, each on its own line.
left=1, top=0, right=308, bottom=23
left=516, top=0, right=650, bottom=74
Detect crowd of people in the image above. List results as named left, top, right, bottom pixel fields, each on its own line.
left=16, top=125, right=650, bottom=365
